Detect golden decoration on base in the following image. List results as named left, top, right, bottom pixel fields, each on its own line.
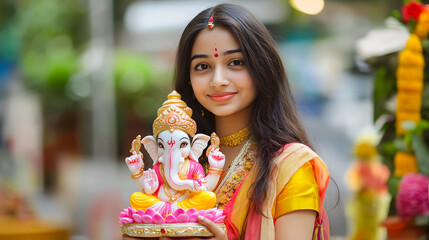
left=120, top=223, right=227, bottom=237
left=219, top=127, right=251, bottom=147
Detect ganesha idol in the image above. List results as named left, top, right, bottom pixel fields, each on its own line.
left=119, top=91, right=227, bottom=237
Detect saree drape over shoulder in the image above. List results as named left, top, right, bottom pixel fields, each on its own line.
left=223, top=143, right=330, bottom=240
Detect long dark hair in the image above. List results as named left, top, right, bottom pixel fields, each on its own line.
left=174, top=3, right=312, bottom=215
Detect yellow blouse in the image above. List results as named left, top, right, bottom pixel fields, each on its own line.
left=273, top=161, right=319, bottom=219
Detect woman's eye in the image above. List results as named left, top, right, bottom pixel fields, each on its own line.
left=158, top=143, right=164, bottom=149
left=180, top=142, right=188, bottom=148
left=229, top=59, right=244, bottom=66
left=195, top=63, right=210, bottom=71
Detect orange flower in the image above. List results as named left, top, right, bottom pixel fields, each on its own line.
left=398, top=50, right=424, bottom=67
left=416, top=9, right=429, bottom=39
left=397, top=91, right=422, bottom=112
left=397, top=78, right=424, bottom=92
left=396, top=112, right=421, bottom=136
left=404, top=34, right=423, bottom=53
left=394, top=152, right=419, bottom=177
left=396, top=66, right=423, bottom=80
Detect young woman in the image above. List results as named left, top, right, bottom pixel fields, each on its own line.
left=171, top=3, right=330, bottom=240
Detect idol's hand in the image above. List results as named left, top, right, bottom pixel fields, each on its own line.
left=192, top=178, right=208, bottom=192
left=125, top=153, right=144, bottom=174
left=207, top=148, right=225, bottom=169
left=193, top=181, right=202, bottom=192
left=158, top=216, right=227, bottom=240
left=143, top=169, right=159, bottom=194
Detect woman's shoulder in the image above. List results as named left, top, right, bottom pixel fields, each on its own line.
left=275, top=142, right=329, bottom=185
left=276, top=142, right=319, bottom=166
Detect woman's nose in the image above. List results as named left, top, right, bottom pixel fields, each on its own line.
left=210, top=66, right=229, bottom=88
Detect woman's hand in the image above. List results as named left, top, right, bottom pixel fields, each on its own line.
left=159, top=216, right=227, bottom=240
left=197, top=216, right=227, bottom=240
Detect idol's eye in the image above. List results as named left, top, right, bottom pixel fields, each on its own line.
left=180, top=142, right=188, bottom=148
left=229, top=59, right=244, bottom=66
left=195, top=63, right=210, bottom=71
left=158, top=142, right=164, bottom=149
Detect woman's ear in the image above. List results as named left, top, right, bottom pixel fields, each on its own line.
left=142, top=135, right=158, bottom=164
left=189, top=134, right=210, bottom=161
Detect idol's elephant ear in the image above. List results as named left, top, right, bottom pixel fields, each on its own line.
left=189, top=134, right=210, bottom=162
left=142, top=135, right=158, bottom=164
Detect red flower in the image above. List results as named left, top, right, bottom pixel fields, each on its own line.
left=402, top=1, right=424, bottom=23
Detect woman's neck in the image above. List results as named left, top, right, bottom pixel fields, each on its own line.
left=214, top=107, right=252, bottom=170
left=214, top=108, right=250, bottom=138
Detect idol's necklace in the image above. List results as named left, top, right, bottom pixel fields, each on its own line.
left=219, top=127, right=251, bottom=147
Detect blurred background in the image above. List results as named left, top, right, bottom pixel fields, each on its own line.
left=0, top=0, right=403, bottom=239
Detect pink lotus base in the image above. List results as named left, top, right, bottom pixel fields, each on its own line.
left=118, top=207, right=225, bottom=225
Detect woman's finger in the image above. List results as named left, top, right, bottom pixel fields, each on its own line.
left=197, top=216, right=227, bottom=239
left=159, top=237, right=201, bottom=240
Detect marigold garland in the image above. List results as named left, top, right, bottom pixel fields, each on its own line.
left=393, top=32, right=424, bottom=178
left=395, top=34, right=423, bottom=136
left=416, top=9, right=429, bottom=39
left=394, top=152, right=419, bottom=177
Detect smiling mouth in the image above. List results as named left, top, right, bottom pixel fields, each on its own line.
left=208, top=92, right=237, bottom=102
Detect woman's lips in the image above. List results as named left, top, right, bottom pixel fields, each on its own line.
left=208, top=92, right=236, bottom=102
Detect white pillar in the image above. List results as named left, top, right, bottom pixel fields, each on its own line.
left=88, top=0, right=117, bottom=161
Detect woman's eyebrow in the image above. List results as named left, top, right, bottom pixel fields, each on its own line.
left=190, top=48, right=242, bottom=61
left=224, top=48, right=242, bottom=55
left=191, top=54, right=209, bottom=61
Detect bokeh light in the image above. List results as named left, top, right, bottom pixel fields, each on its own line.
left=290, top=0, right=324, bottom=15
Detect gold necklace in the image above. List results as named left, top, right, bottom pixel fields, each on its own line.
left=219, top=127, right=251, bottom=147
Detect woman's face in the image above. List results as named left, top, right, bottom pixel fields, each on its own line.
left=190, top=27, right=256, bottom=118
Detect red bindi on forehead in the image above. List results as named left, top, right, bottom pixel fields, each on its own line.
left=214, top=45, right=218, bottom=57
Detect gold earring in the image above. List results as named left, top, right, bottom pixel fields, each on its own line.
left=201, top=109, right=205, bottom=117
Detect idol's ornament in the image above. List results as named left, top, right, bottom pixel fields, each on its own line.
left=119, top=91, right=227, bottom=237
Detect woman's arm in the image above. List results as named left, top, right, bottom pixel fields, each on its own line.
left=275, top=210, right=317, bottom=240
